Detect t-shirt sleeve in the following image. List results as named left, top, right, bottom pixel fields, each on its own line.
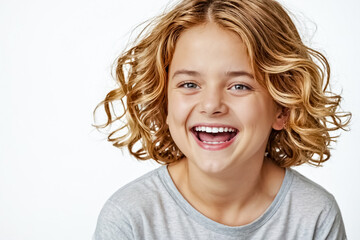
left=93, top=200, right=133, bottom=240
left=315, top=197, right=347, bottom=240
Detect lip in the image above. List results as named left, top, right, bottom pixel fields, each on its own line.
left=190, top=123, right=238, bottom=151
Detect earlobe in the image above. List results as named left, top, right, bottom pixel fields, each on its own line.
left=272, top=107, right=289, bottom=130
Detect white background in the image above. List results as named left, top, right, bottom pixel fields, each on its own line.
left=1, top=0, right=359, bottom=239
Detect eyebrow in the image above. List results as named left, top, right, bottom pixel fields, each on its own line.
left=224, top=70, right=254, bottom=79
left=171, top=70, right=200, bottom=79
left=171, top=69, right=254, bottom=79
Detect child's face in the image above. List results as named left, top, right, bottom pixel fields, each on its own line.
left=167, top=23, right=283, bottom=174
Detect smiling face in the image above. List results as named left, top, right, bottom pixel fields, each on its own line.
left=167, top=22, right=284, bottom=174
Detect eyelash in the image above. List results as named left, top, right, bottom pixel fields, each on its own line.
left=178, top=82, right=252, bottom=91
left=179, top=81, right=199, bottom=89
left=229, top=84, right=252, bottom=91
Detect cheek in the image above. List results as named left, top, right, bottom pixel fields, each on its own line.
left=166, top=93, right=195, bottom=153
left=234, top=97, right=276, bottom=128
left=167, top=93, right=194, bottom=127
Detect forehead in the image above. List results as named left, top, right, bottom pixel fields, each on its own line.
left=169, top=22, right=252, bottom=78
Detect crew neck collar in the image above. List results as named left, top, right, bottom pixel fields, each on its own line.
left=158, top=165, right=294, bottom=237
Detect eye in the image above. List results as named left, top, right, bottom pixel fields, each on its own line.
left=229, top=84, right=251, bottom=91
left=179, top=82, right=199, bottom=89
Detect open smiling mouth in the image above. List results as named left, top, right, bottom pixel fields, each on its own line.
left=190, top=126, right=238, bottom=150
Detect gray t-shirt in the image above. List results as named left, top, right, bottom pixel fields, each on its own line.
left=94, top=166, right=346, bottom=240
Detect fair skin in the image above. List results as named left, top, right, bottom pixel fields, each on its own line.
left=166, top=22, right=287, bottom=226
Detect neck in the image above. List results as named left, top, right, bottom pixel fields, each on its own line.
left=168, top=157, right=284, bottom=226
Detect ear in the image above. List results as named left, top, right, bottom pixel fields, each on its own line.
left=272, top=107, right=289, bottom=130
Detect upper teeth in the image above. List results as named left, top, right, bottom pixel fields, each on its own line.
left=194, top=126, right=236, bottom=133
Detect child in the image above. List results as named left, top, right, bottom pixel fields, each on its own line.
left=94, top=0, right=351, bottom=239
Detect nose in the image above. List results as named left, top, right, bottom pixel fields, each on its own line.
left=199, top=87, right=228, bottom=116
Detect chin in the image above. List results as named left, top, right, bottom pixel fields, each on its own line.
left=189, top=154, right=234, bottom=175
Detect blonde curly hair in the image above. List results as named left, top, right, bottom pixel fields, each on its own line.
left=95, top=0, right=351, bottom=167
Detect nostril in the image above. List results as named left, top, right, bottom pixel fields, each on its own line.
left=212, top=111, right=222, bottom=115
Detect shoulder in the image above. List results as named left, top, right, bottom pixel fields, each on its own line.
left=283, top=168, right=347, bottom=239
left=273, top=168, right=338, bottom=222
left=285, top=168, right=338, bottom=216
left=106, top=166, right=166, bottom=211
left=94, top=166, right=168, bottom=240
left=289, top=168, right=335, bottom=203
